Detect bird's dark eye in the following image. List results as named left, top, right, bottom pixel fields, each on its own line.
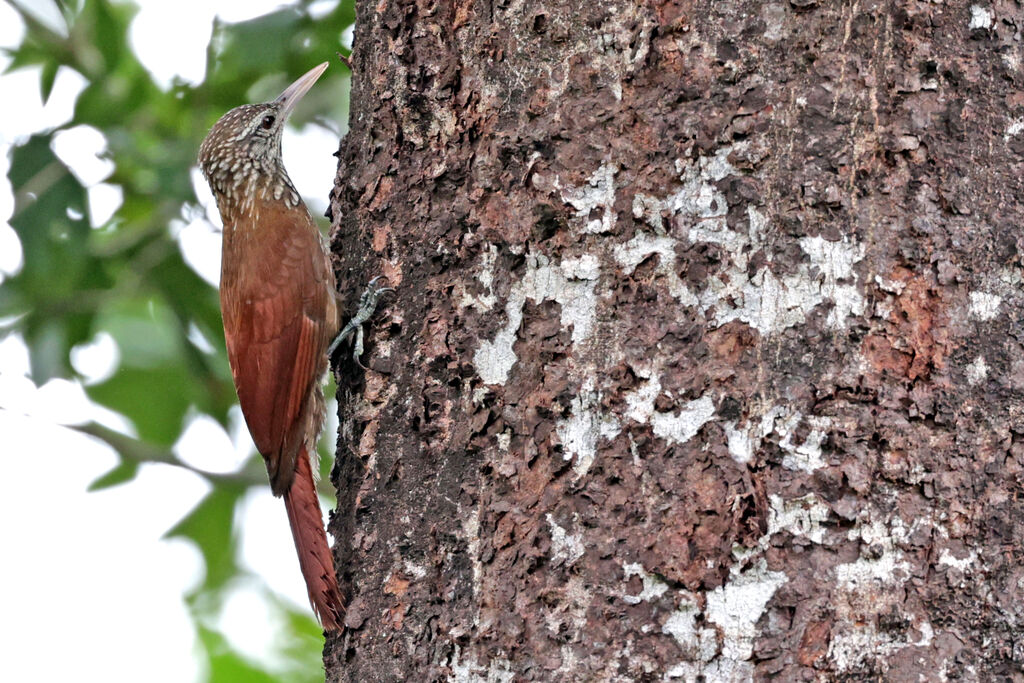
left=261, top=115, right=276, bottom=129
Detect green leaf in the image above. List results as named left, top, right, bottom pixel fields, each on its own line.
left=211, top=10, right=303, bottom=85
left=4, top=135, right=96, bottom=380
left=166, top=487, right=242, bottom=593
left=197, top=624, right=281, bottom=683
left=87, top=363, right=195, bottom=446
left=40, top=60, right=58, bottom=102
left=272, top=596, right=326, bottom=681
left=86, top=457, right=140, bottom=491
left=82, top=0, right=134, bottom=73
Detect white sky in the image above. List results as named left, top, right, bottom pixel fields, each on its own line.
left=0, top=2, right=350, bottom=680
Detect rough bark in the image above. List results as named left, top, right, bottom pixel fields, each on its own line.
left=325, top=0, right=1024, bottom=680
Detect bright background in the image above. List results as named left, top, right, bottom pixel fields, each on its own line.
left=0, top=1, right=354, bottom=680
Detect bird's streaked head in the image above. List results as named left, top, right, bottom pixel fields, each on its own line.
left=198, top=62, right=329, bottom=210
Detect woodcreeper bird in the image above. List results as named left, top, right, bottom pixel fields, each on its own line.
left=198, top=62, right=378, bottom=630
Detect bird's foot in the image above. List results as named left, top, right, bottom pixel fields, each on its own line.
left=335, top=51, right=353, bottom=72
left=328, top=276, right=395, bottom=369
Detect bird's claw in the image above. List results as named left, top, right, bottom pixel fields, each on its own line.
left=328, top=277, right=395, bottom=368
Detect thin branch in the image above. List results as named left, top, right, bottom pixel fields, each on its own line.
left=73, top=421, right=269, bottom=489
left=72, top=421, right=342, bottom=498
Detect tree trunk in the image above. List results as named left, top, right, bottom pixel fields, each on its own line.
left=326, top=0, right=1024, bottom=680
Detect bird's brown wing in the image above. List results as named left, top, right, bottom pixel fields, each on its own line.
left=219, top=199, right=333, bottom=495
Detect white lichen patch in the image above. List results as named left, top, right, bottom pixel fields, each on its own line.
left=560, top=253, right=601, bottom=280
left=874, top=274, right=906, bottom=295
left=559, top=161, right=618, bottom=234
left=556, top=378, right=621, bottom=479
left=719, top=403, right=838, bottom=475
left=551, top=645, right=581, bottom=677
left=460, top=244, right=499, bottom=311
left=625, top=369, right=663, bottom=422
left=656, top=168, right=866, bottom=335
left=632, top=193, right=667, bottom=232
left=557, top=379, right=600, bottom=476
left=966, top=355, right=988, bottom=385
left=661, top=597, right=698, bottom=646
left=448, top=646, right=515, bottom=683
left=768, top=494, right=831, bottom=544
left=827, top=516, right=930, bottom=673
left=835, top=519, right=911, bottom=592
left=662, top=594, right=718, bottom=662
left=613, top=231, right=698, bottom=305
left=652, top=396, right=717, bottom=446
left=766, top=409, right=831, bottom=473
left=546, top=514, right=586, bottom=567
left=828, top=626, right=900, bottom=675
left=937, top=547, right=977, bottom=571
left=473, top=321, right=518, bottom=385
left=460, top=506, right=483, bottom=598
left=916, top=620, right=935, bottom=648
left=829, top=613, right=936, bottom=674
left=799, top=235, right=867, bottom=328
left=720, top=404, right=787, bottom=468
left=1005, top=118, right=1024, bottom=142
left=969, top=4, right=994, bottom=30
left=654, top=503, right=809, bottom=679
left=622, top=561, right=670, bottom=604
left=558, top=144, right=866, bottom=358
left=723, top=420, right=754, bottom=464
left=496, top=431, right=511, bottom=452
left=542, top=574, right=592, bottom=645
left=706, top=233, right=865, bottom=334
left=762, top=3, right=788, bottom=41
left=632, top=145, right=737, bottom=236
left=968, top=291, right=1002, bottom=321
left=624, top=371, right=716, bottom=446
left=600, top=415, right=622, bottom=442
left=403, top=560, right=428, bottom=580
left=473, top=252, right=599, bottom=384
left=705, top=559, right=787, bottom=661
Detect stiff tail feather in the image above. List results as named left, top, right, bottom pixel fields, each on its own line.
left=283, top=448, right=344, bottom=630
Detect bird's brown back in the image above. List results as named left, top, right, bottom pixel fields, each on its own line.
left=220, top=194, right=337, bottom=495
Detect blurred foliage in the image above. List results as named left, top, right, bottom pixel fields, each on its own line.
left=1, top=0, right=354, bottom=679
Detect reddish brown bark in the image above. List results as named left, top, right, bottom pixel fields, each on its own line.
left=326, top=0, right=1024, bottom=680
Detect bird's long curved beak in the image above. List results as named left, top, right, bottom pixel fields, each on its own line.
left=275, top=62, right=329, bottom=119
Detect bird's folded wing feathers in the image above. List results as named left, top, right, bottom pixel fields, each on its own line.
left=220, top=202, right=332, bottom=494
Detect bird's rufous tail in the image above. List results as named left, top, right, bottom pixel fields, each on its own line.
left=283, top=448, right=344, bottom=631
